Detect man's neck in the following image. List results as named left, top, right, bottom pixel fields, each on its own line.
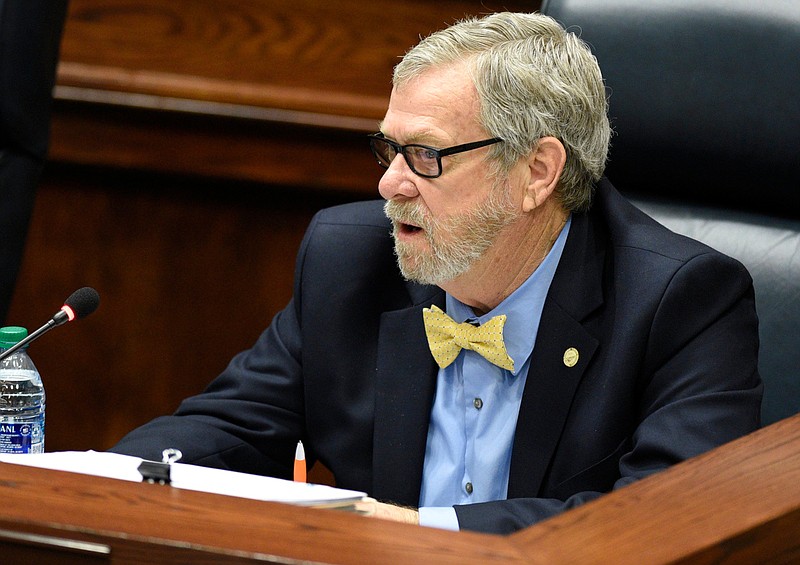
left=440, top=201, right=569, bottom=316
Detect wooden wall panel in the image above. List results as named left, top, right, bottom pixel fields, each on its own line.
left=55, top=0, right=534, bottom=118
left=7, top=0, right=538, bottom=453
left=10, top=169, right=344, bottom=451
left=50, top=0, right=535, bottom=192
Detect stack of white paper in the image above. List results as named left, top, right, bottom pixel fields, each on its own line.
left=0, top=451, right=366, bottom=507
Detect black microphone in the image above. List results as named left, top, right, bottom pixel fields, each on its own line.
left=0, top=287, right=100, bottom=361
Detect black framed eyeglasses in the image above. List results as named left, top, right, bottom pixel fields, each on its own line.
left=367, top=133, right=503, bottom=179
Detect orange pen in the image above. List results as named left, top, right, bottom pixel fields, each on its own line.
left=293, top=440, right=307, bottom=483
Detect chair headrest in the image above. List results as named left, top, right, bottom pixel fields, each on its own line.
left=541, top=0, right=800, bottom=217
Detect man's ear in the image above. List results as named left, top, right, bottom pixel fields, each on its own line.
left=522, top=137, right=567, bottom=213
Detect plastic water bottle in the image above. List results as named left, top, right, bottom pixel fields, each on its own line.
left=0, top=326, right=45, bottom=453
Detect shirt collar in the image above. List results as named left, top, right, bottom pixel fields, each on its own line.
left=445, top=215, right=571, bottom=375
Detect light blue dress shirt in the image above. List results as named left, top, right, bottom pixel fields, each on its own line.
left=418, top=217, right=571, bottom=530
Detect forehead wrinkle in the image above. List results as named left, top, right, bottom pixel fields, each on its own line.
left=383, top=61, right=482, bottom=148
left=380, top=117, right=450, bottom=147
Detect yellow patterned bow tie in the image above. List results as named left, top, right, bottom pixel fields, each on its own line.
left=422, top=305, right=514, bottom=372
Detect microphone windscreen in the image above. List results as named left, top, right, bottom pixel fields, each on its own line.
left=64, top=287, right=100, bottom=320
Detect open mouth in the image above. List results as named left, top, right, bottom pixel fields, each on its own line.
left=385, top=200, right=427, bottom=239
left=399, top=222, right=423, bottom=235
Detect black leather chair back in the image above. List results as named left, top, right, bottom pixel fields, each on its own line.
left=541, top=0, right=800, bottom=425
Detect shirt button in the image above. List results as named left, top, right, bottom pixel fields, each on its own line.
left=465, top=482, right=473, bottom=494
left=473, top=397, right=483, bottom=410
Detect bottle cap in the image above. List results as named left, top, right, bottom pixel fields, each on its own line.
left=0, top=326, right=28, bottom=349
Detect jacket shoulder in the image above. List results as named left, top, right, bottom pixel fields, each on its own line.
left=598, top=179, right=735, bottom=264
left=312, top=200, right=390, bottom=230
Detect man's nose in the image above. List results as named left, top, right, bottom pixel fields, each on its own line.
left=378, top=154, right=419, bottom=200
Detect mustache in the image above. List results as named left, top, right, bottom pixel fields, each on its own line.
left=383, top=200, right=432, bottom=230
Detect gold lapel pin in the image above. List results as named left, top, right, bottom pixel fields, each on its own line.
left=563, top=347, right=579, bottom=368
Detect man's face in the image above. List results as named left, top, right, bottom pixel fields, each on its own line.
left=384, top=179, right=519, bottom=285
left=378, top=63, right=521, bottom=285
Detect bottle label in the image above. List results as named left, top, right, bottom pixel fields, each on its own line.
left=0, top=421, right=44, bottom=453
left=0, top=363, right=45, bottom=453
left=0, top=368, right=38, bottom=382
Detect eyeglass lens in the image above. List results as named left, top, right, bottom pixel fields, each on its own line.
left=369, top=137, right=441, bottom=177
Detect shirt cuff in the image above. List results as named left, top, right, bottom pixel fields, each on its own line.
left=418, top=506, right=460, bottom=531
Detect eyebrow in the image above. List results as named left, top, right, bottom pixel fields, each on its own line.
left=376, top=125, right=451, bottom=148
left=406, top=132, right=444, bottom=146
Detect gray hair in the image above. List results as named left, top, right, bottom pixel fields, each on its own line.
left=393, top=12, right=611, bottom=212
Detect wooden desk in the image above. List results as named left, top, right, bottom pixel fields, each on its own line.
left=0, top=460, right=518, bottom=565
left=2, top=414, right=800, bottom=564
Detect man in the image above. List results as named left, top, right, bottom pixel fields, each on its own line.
left=112, top=12, right=762, bottom=534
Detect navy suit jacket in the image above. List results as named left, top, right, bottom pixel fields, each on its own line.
left=112, top=179, right=762, bottom=533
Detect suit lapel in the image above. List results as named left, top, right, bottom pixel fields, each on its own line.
left=508, top=209, right=605, bottom=498
left=372, top=284, right=444, bottom=506
left=371, top=201, right=608, bottom=503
